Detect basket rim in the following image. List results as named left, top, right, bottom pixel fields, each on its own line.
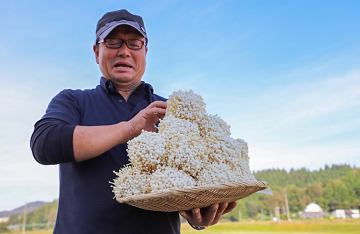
left=116, top=180, right=268, bottom=203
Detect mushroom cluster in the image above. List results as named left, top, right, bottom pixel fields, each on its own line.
left=112, top=90, right=256, bottom=198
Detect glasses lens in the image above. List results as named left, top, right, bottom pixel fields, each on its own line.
left=127, top=39, right=144, bottom=50
left=104, top=39, right=144, bottom=49
left=105, top=39, right=122, bottom=48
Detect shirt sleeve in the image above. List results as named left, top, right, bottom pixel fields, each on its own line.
left=30, top=90, right=82, bottom=165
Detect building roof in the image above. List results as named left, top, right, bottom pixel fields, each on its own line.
left=304, top=202, right=323, bottom=212
left=345, top=210, right=354, bottom=215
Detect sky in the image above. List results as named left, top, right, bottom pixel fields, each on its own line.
left=0, top=0, right=359, bottom=211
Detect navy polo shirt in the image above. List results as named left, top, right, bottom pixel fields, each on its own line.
left=30, top=77, right=180, bottom=234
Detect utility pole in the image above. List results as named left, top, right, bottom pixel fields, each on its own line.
left=238, top=211, right=242, bottom=222
left=22, top=203, right=27, bottom=234
left=285, top=193, right=291, bottom=221
left=275, top=206, right=281, bottom=224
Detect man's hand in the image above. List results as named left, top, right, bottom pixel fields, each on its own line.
left=179, top=202, right=237, bottom=228
left=128, top=101, right=167, bottom=138
left=73, top=101, right=166, bottom=162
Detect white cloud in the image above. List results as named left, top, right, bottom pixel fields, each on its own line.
left=279, top=72, right=360, bottom=122
left=227, top=70, right=360, bottom=141
left=0, top=143, right=58, bottom=186
left=0, top=82, right=59, bottom=211
left=221, top=71, right=360, bottom=171
left=250, top=140, right=360, bottom=172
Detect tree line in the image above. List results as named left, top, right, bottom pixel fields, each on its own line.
left=3, top=164, right=359, bottom=230
left=224, top=164, right=360, bottom=220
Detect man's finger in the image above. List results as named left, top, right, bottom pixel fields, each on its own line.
left=217, top=202, right=228, bottom=214
left=223, top=201, right=237, bottom=214
left=211, top=202, right=228, bottom=225
left=149, top=101, right=167, bottom=109
left=179, top=211, right=190, bottom=220
left=149, top=107, right=166, bottom=116
left=191, top=208, right=202, bottom=223
left=200, top=203, right=218, bottom=225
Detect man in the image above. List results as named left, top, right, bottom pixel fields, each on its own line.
left=31, top=9, right=236, bottom=233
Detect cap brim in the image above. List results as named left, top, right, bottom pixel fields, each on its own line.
left=96, top=20, right=147, bottom=42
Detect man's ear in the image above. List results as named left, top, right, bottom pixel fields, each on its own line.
left=93, top=44, right=99, bottom=64
left=145, top=46, right=148, bottom=56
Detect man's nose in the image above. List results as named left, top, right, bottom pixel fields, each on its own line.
left=117, top=42, right=131, bottom=57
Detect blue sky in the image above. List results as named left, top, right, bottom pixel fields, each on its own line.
left=1, top=0, right=360, bottom=211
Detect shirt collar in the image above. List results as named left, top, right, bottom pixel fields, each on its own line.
left=100, top=76, right=154, bottom=96
left=100, top=77, right=116, bottom=94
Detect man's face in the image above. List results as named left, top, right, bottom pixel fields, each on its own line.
left=93, top=25, right=148, bottom=86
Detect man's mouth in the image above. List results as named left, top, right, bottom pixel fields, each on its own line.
left=114, top=61, right=133, bottom=69
left=115, top=64, right=132, bottom=68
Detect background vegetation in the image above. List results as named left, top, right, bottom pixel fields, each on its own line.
left=1, top=164, right=359, bottom=232
left=181, top=219, right=360, bottom=234
left=223, top=164, right=360, bottom=221
left=5, top=201, right=58, bottom=232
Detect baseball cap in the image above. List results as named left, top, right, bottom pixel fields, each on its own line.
left=95, top=9, right=147, bottom=44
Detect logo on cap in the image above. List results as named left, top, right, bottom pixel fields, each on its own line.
left=141, top=26, right=146, bottom=33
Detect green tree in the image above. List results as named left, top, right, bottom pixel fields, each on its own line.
left=7, top=214, right=20, bottom=225
left=0, top=222, right=10, bottom=233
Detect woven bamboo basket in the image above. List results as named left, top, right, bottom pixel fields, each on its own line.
left=116, top=180, right=268, bottom=212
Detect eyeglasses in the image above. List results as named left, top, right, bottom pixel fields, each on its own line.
left=98, top=38, right=146, bottom=50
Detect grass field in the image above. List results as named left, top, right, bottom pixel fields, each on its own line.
left=181, top=219, right=360, bottom=234
left=4, top=219, right=359, bottom=234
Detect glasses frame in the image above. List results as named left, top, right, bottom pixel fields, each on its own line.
left=98, top=38, right=146, bottom=50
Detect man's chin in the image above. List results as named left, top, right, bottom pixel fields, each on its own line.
left=110, top=76, right=142, bottom=86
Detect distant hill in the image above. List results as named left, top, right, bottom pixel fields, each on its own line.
left=6, top=200, right=58, bottom=226
left=0, top=201, right=48, bottom=218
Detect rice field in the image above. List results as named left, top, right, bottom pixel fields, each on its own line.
left=4, top=219, right=359, bottom=234
left=181, top=219, right=360, bottom=234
